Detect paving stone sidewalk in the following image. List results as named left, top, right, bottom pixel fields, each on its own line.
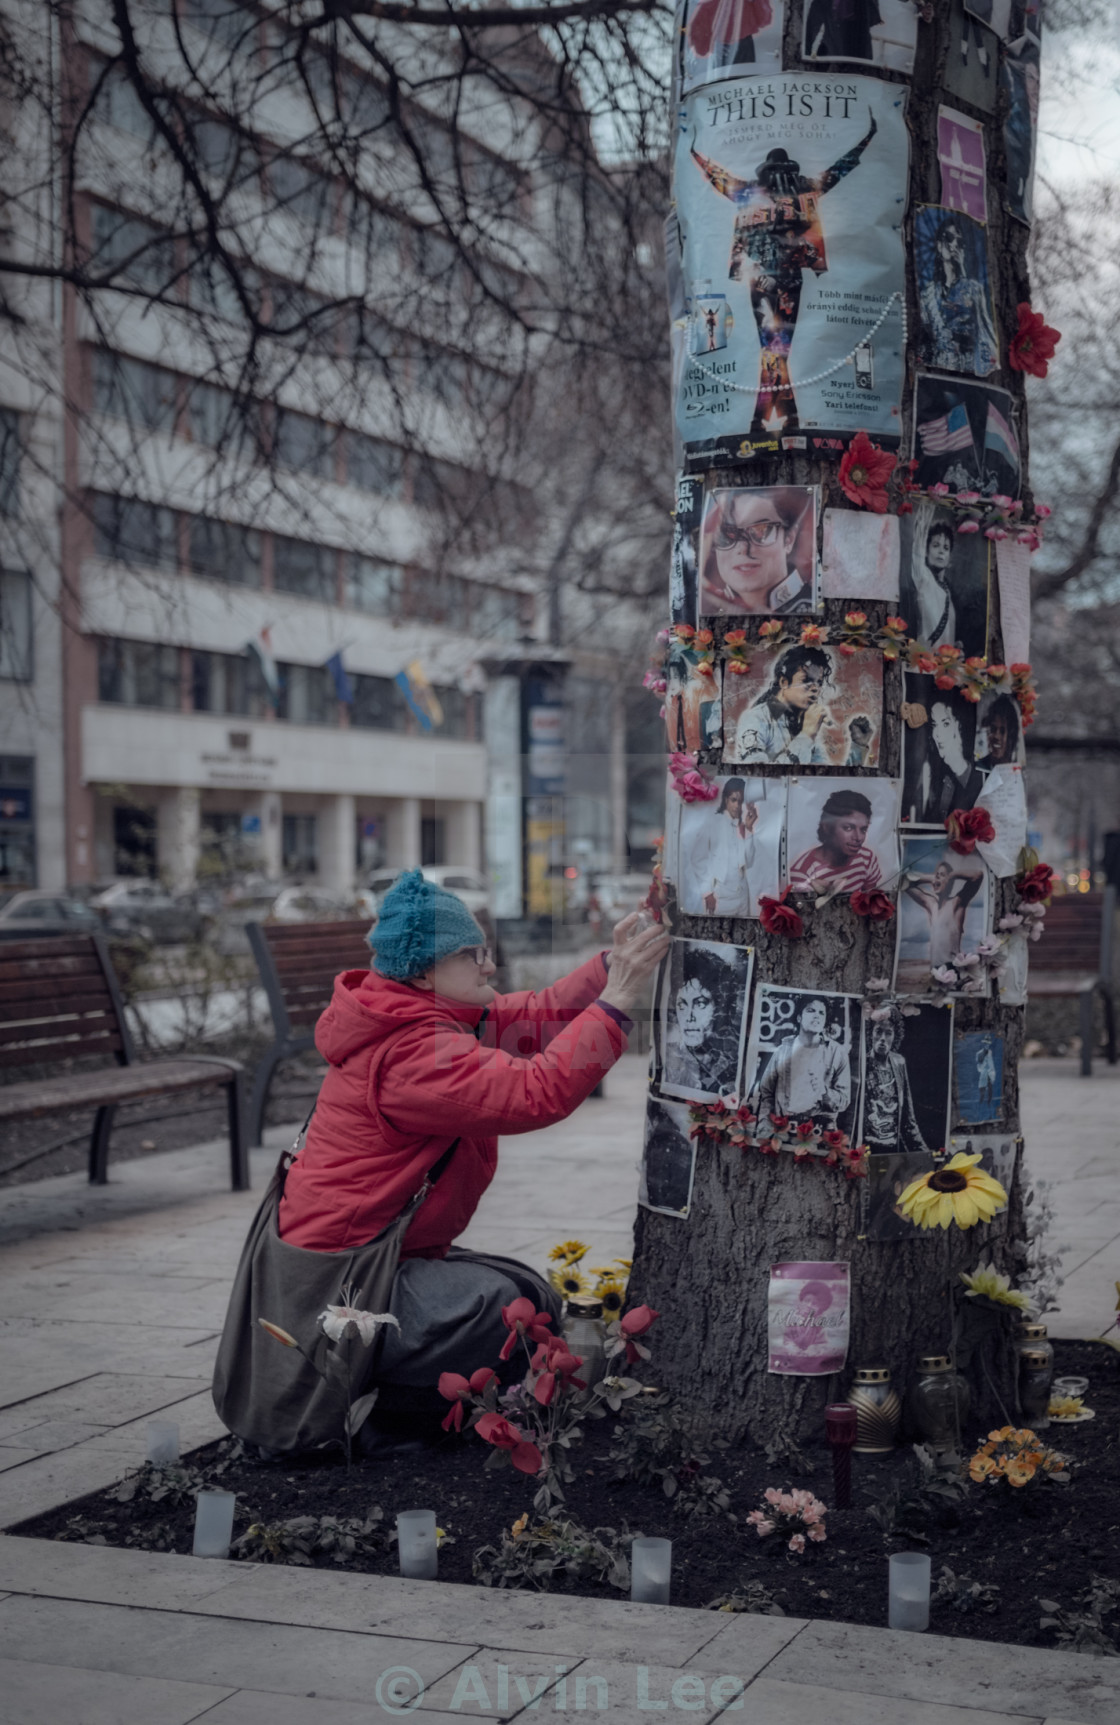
left=0, top=1051, right=1116, bottom=1722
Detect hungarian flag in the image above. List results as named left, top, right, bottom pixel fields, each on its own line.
left=917, top=402, right=974, bottom=456
left=245, top=627, right=280, bottom=707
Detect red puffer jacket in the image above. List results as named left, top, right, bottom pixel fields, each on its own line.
left=278, top=953, right=625, bottom=1254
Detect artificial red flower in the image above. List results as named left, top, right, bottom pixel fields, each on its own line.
left=800, top=623, right=828, bottom=646
left=838, top=430, right=897, bottom=514
left=1008, top=303, right=1061, bottom=378
left=759, top=619, right=784, bottom=642
left=795, top=1120, right=816, bottom=1140
left=437, top=1367, right=497, bottom=1430
left=850, top=889, right=895, bottom=921
left=498, top=1297, right=553, bottom=1361
left=945, top=807, right=996, bottom=855
left=760, top=887, right=804, bottom=938
left=1017, top=862, right=1055, bottom=904
left=617, top=1303, right=660, bottom=1363
left=473, top=1412, right=543, bottom=1475
left=769, top=1113, right=789, bottom=1130
left=529, top=1337, right=586, bottom=1406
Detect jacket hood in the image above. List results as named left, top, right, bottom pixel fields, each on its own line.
left=315, top=967, right=487, bottom=1067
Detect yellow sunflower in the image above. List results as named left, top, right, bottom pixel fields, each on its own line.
left=548, top=1240, right=589, bottom=1265
left=596, top=1279, right=627, bottom=1322
left=549, top=1265, right=589, bottom=1299
left=897, top=1152, right=1008, bottom=1231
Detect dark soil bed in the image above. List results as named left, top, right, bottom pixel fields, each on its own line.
left=13, top=1341, right=1118, bottom=1649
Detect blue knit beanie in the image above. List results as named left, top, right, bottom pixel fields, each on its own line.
left=371, top=868, right=486, bottom=980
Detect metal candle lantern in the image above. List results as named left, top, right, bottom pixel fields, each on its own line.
left=824, top=1403, right=858, bottom=1509
left=846, top=1367, right=902, bottom=1453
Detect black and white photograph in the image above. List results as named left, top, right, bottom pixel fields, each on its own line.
left=658, top=937, right=753, bottom=1106
left=943, top=0, right=999, bottom=115
left=670, top=474, right=701, bottom=627
left=640, top=1097, right=698, bottom=1218
left=698, top=484, right=819, bottom=618
left=863, top=1152, right=930, bottom=1241
left=1002, top=34, right=1040, bottom=227
left=722, top=643, right=883, bottom=770
left=912, top=376, right=1020, bottom=499
left=914, top=205, right=998, bottom=378
left=786, top=777, right=900, bottom=898
left=668, top=775, right=785, bottom=919
left=664, top=644, right=721, bottom=754
left=948, top=1132, right=1019, bottom=1233
left=679, top=0, right=783, bottom=96
left=860, top=1000, right=954, bottom=1158
left=803, top=0, right=918, bottom=72
left=899, top=499, right=990, bottom=658
left=895, top=835, right=989, bottom=995
left=745, top=984, right=862, bottom=1136
left=975, top=688, right=1025, bottom=768
left=901, top=672, right=987, bottom=827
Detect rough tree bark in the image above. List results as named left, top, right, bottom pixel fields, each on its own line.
left=628, top=3, right=1036, bottom=1455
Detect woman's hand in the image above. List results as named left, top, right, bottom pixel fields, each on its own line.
left=600, top=920, right=671, bottom=1015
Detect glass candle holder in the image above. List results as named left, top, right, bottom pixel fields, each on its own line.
left=888, top=1552, right=931, bottom=1632
left=631, top=1536, right=672, bottom=1604
left=1052, top=1376, right=1089, bottom=1400
left=192, top=1490, right=236, bottom=1558
left=146, top=1419, right=180, bottom=1467
left=397, top=1509, right=439, bottom=1580
left=824, top=1404, right=858, bottom=1509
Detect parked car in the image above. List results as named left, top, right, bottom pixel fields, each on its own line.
left=589, top=873, right=651, bottom=934
left=0, top=890, right=103, bottom=941
left=89, top=880, right=204, bottom=944
left=211, top=884, right=357, bottom=956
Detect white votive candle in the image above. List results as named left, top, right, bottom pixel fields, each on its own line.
left=631, top=1536, right=672, bottom=1604
left=397, top=1509, right=438, bottom=1580
left=888, top=1551, right=931, bottom=1631
left=192, top=1490, right=236, bottom=1558
left=146, top=1419, right=180, bottom=1467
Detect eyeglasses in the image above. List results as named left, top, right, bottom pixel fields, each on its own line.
left=454, top=945, right=492, bottom=966
left=715, top=517, right=784, bottom=552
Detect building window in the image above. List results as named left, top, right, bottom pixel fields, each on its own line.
left=346, top=432, right=403, bottom=496
left=351, top=672, right=408, bottom=732
left=433, top=685, right=481, bottom=741
left=282, top=812, right=317, bottom=874
left=0, top=754, right=34, bottom=887
left=98, top=637, right=181, bottom=709
left=0, top=570, right=33, bottom=681
left=278, top=661, right=338, bottom=726
left=187, top=516, right=261, bottom=585
left=267, top=154, right=332, bottom=227
left=188, top=378, right=260, bottom=451
left=274, top=409, right=336, bottom=478
left=190, top=258, right=255, bottom=324
left=92, top=350, right=177, bottom=432
left=473, top=583, right=522, bottom=642
left=89, top=58, right=159, bottom=142
left=405, top=568, right=468, bottom=627
left=346, top=555, right=402, bottom=616
left=90, top=204, right=175, bottom=292
left=0, top=408, right=19, bottom=517
left=92, top=494, right=178, bottom=570
left=181, top=0, right=260, bottom=49
left=273, top=535, right=337, bottom=600
left=191, top=649, right=269, bottom=716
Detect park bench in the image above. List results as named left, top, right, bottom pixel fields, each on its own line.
left=246, top=919, right=373, bottom=1145
left=0, top=933, right=248, bottom=1186
left=1029, top=888, right=1117, bottom=1077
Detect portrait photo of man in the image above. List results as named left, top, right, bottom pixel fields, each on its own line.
left=674, top=774, right=784, bottom=919
left=746, top=985, right=861, bottom=1134
left=860, top=1004, right=952, bottom=1157
left=955, top=1030, right=1004, bottom=1123
left=899, top=502, right=990, bottom=659
left=915, top=205, right=998, bottom=378
left=786, top=777, right=900, bottom=897
left=699, top=485, right=818, bottom=617
left=659, top=938, right=753, bottom=1105
left=895, top=835, right=989, bottom=995
left=725, top=644, right=882, bottom=770
left=975, top=690, right=1023, bottom=769
left=641, top=1097, right=698, bottom=1216
left=902, top=672, right=986, bottom=826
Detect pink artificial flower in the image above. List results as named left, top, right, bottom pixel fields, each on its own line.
left=437, top=1366, right=498, bottom=1431
left=499, top=1297, right=553, bottom=1362
left=957, top=520, right=981, bottom=535
left=529, top=1337, right=585, bottom=1406
left=808, top=1524, right=826, bottom=1542
left=474, top=1411, right=544, bottom=1476
left=789, top=1534, right=806, bottom=1554
left=619, top=1303, right=660, bottom=1364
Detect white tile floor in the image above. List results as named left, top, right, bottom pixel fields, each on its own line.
left=0, top=1048, right=1116, bottom=1720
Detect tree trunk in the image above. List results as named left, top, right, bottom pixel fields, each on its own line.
left=629, top=2, right=1036, bottom=1454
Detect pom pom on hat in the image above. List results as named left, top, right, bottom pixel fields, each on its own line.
left=371, top=868, right=486, bottom=980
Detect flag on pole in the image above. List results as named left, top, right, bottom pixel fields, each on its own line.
left=395, top=659, right=443, bottom=732
left=325, top=650, right=354, bottom=704
left=917, top=402, right=974, bottom=456
left=245, top=627, right=280, bottom=707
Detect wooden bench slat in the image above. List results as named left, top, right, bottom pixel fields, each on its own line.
left=0, top=936, right=103, bottom=965
left=0, top=953, right=106, bottom=985
left=0, top=1057, right=238, bottom=1120
left=272, top=943, right=370, bottom=971
left=0, top=975, right=113, bottom=1009
left=264, top=919, right=370, bottom=943
left=0, top=1032, right=124, bottom=1068
left=0, top=1006, right=118, bottom=1046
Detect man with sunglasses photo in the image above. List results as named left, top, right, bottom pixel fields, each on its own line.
left=699, top=485, right=817, bottom=615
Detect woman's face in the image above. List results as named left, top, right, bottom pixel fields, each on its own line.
left=676, top=979, right=716, bottom=1047
left=822, top=810, right=870, bottom=861
left=422, top=945, right=497, bottom=1007
left=711, top=492, right=792, bottom=599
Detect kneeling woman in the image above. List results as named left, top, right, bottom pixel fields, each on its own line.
left=274, top=870, right=667, bottom=1446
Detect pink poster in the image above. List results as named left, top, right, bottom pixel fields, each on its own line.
left=767, top=1261, right=850, bottom=1376
left=938, top=107, right=987, bottom=225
